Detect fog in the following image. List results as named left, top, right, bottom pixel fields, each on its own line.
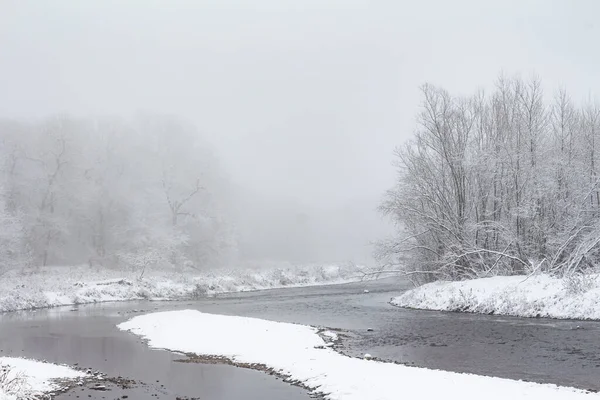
left=1, top=0, right=599, bottom=266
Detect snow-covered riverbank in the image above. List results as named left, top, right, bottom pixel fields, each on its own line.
left=0, top=357, right=85, bottom=400
left=392, top=274, right=600, bottom=320
left=0, top=262, right=371, bottom=313
left=118, top=309, right=598, bottom=400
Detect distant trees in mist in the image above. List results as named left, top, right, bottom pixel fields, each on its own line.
left=0, top=115, right=237, bottom=274
left=378, top=75, right=600, bottom=283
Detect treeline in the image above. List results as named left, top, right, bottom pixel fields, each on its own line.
left=0, top=115, right=237, bottom=274
left=378, top=76, right=600, bottom=283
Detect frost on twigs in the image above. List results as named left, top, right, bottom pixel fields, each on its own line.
left=376, top=77, right=600, bottom=286
left=0, top=364, right=32, bottom=400
left=563, top=272, right=597, bottom=295
left=0, top=363, right=62, bottom=400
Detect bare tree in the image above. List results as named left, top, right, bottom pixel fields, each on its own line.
left=0, top=114, right=237, bottom=272
left=378, top=75, right=600, bottom=283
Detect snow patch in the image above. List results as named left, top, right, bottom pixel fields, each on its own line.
left=320, top=330, right=338, bottom=342
left=118, top=310, right=597, bottom=400
left=0, top=357, right=85, bottom=400
left=392, top=274, right=600, bottom=320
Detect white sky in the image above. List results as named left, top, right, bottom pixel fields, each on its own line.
left=1, top=0, right=599, bottom=263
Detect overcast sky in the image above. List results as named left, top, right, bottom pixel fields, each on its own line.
left=1, top=0, right=599, bottom=263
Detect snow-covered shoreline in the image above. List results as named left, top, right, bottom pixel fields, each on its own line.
left=392, top=274, right=600, bottom=320
left=0, top=357, right=85, bottom=400
left=118, top=309, right=598, bottom=400
left=0, top=262, right=372, bottom=314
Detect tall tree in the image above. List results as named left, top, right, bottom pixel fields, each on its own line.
left=378, top=75, right=600, bottom=283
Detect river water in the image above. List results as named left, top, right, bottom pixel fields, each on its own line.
left=1, top=277, right=599, bottom=399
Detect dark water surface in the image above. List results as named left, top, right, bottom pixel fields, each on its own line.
left=1, top=277, right=600, bottom=399
left=0, top=300, right=310, bottom=399
left=159, top=277, right=600, bottom=390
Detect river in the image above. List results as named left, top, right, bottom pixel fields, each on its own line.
left=0, top=277, right=599, bottom=399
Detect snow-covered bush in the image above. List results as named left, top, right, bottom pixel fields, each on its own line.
left=563, top=272, right=597, bottom=295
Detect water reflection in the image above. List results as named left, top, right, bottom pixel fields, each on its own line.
left=0, top=301, right=310, bottom=400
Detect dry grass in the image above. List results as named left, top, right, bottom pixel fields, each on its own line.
left=0, top=364, right=39, bottom=400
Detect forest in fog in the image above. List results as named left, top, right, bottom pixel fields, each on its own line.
left=379, top=76, right=600, bottom=283
left=0, top=115, right=237, bottom=273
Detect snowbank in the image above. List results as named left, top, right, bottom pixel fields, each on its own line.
left=0, top=357, right=85, bottom=400
left=392, top=274, right=600, bottom=319
left=0, top=262, right=370, bottom=313
left=118, top=310, right=597, bottom=400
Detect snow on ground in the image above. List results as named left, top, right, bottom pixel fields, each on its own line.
left=118, top=310, right=597, bottom=400
left=0, top=262, right=372, bottom=313
left=392, top=273, right=600, bottom=320
left=0, top=357, right=85, bottom=400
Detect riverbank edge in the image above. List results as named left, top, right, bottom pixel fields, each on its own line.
left=391, top=274, right=600, bottom=320
left=0, top=357, right=87, bottom=400
left=117, top=309, right=599, bottom=400
left=0, top=263, right=375, bottom=315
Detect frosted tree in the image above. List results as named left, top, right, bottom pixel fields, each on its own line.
left=0, top=114, right=237, bottom=273
left=0, top=141, right=30, bottom=274
left=378, top=75, right=600, bottom=283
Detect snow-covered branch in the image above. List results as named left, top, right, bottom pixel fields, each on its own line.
left=377, top=75, right=600, bottom=283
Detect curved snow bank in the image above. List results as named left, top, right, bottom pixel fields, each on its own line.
left=0, top=263, right=370, bottom=313
left=392, top=274, right=600, bottom=320
left=118, top=310, right=596, bottom=400
left=0, top=357, right=85, bottom=400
